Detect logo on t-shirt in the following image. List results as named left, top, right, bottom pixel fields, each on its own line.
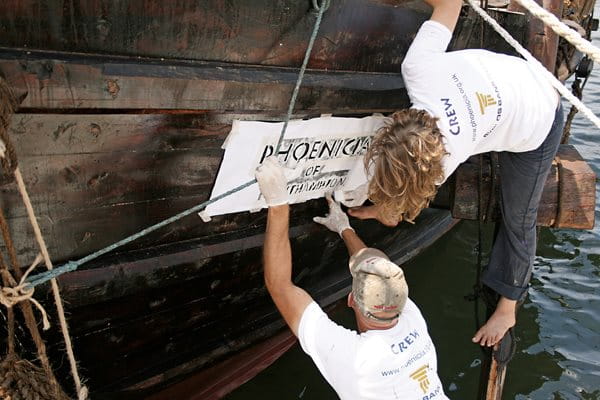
left=476, top=92, right=497, bottom=115
left=409, top=364, right=430, bottom=393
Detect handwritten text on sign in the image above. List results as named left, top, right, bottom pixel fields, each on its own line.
left=205, top=115, right=386, bottom=217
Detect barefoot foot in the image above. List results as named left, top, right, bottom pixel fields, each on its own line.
left=472, top=297, right=516, bottom=347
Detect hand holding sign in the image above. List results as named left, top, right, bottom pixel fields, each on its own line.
left=255, top=157, right=289, bottom=206
left=313, top=193, right=354, bottom=237
left=334, top=182, right=369, bottom=208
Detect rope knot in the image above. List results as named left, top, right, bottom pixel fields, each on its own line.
left=64, top=260, right=79, bottom=272
left=0, top=254, right=50, bottom=330
left=0, top=281, right=33, bottom=307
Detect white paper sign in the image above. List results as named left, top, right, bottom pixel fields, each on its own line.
left=204, top=115, right=387, bottom=217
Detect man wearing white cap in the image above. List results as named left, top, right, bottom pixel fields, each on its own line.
left=255, top=156, right=448, bottom=400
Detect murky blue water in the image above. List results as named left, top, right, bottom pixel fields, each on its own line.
left=227, top=13, right=600, bottom=400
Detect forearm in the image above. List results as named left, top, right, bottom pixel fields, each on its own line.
left=341, top=228, right=367, bottom=257
left=264, top=205, right=292, bottom=291
left=263, top=205, right=313, bottom=336
left=422, top=0, right=462, bottom=32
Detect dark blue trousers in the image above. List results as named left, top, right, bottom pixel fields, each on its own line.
left=482, top=102, right=565, bottom=301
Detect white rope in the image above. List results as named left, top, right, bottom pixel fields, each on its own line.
left=514, top=0, right=600, bottom=63
left=466, top=0, right=600, bottom=130
left=13, top=167, right=89, bottom=400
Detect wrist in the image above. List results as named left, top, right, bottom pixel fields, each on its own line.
left=268, top=204, right=290, bottom=215
left=339, top=225, right=355, bottom=237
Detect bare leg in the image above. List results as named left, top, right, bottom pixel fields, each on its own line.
left=472, top=297, right=516, bottom=347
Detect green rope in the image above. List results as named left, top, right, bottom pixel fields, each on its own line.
left=275, top=0, right=330, bottom=154
left=26, top=0, right=331, bottom=289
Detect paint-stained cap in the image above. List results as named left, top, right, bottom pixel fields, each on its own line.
left=349, top=248, right=408, bottom=321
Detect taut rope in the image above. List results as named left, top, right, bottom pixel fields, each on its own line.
left=513, top=0, right=600, bottom=63
left=23, top=0, right=331, bottom=289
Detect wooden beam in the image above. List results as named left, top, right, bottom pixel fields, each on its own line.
left=0, top=51, right=408, bottom=112
left=555, top=145, right=596, bottom=229
left=485, top=358, right=507, bottom=400
left=448, top=145, right=595, bottom=229
left=0, top=0, right=429, bottom=73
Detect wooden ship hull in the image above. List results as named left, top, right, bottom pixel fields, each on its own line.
left=0, top=1, right=594, bottom=398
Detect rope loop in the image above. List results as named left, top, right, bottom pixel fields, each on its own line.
left=0, top=254, right=51, bottom=330
left=312, top=0, right=331, bottom=12
left=0, top=285, right=50, bottom=331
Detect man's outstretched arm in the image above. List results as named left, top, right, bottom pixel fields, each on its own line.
left=257, top=157, right=312, bottom=336
left=424, top=0, right=463, bottom=32
left=314, top=193, right=367, bottom=257
left=263, top=204, right=313, bottom=336
left=341, top=228, right=367, bottom=257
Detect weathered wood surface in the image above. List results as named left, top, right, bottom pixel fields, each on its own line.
left=509, top=0, right=563, bottom=72
left=0, top=6, right=527, bottom=111
left=555, top=145, right=596, bottom=229
left=0, top=0, right=428, bottom=72
left=452, top=7, right=528, bottom=56
left=449, top=145, right=596, bottom=229
left=2, top=113, right=232, bottom=263
left=145, top=329, right=298, bottom=400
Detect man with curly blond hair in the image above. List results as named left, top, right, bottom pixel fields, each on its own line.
left=347, top=0, right=564, bottom=348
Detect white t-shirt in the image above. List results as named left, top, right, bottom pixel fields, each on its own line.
left=298, top=299, right=448, bottom=400
left=401, top=20, right=559, bottom=181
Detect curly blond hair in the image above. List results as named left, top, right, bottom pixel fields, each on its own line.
left=365, top=109, right=447, bottom=224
